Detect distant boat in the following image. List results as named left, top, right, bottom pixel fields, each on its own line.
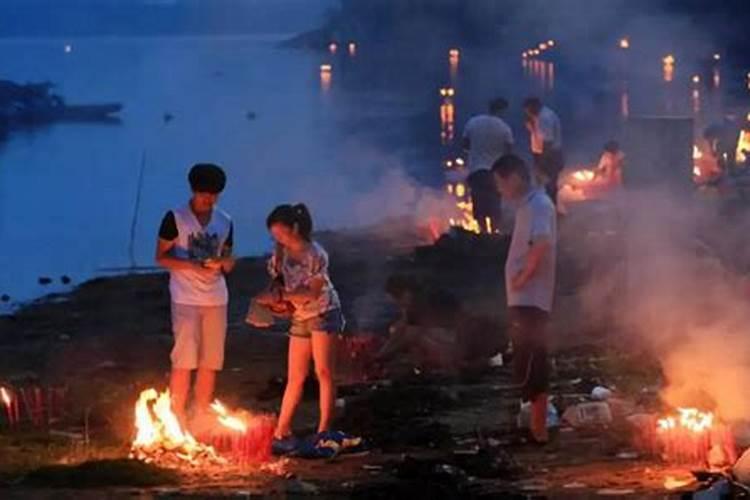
left=0, top=80, right=123, bottom=128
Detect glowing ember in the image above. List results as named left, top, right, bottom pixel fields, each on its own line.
left=130, top=389, right=225, bottom=467
left=619, top=37, right=630, bottom=49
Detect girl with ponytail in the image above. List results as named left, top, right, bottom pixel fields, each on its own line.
left=251, top=203, right=345, bottom=455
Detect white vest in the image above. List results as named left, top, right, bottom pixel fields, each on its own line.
left=169, top=205, right=232, bottom=306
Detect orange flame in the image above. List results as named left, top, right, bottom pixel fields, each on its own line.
left=131, top=389, right=224, bottom=465
left=657, top=408, right=714, bottom=434
left=0, top=387, right=10, bottom=407
left=211, top=400, right=248, bottom=433
left=737, top=130, right=750, bottom=164
left=573, top=169, right=595, bottom=182
left=619, top=37, right=630, bottom=49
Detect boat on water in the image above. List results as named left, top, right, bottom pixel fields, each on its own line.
left=0, top=80, right=122, bottom=128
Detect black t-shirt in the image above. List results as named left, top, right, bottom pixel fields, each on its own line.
left=158, top=210, right=234, bottom=247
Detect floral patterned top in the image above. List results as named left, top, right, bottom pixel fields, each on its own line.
left=267, top=241, right=341, bottom=321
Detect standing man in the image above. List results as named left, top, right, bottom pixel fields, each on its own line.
left=523, top=97, right=563, bottom=207
left=492, top=154, right=557, bottom=444
left=156, top=163, right=235, bottom=428
left=462, top=97, right=514, bottom=233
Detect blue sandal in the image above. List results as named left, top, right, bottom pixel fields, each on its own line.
left=272, top=435, right=301, bottom=456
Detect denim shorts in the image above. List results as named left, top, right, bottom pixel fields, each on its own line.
left=289, top=309, right=345, bottom=338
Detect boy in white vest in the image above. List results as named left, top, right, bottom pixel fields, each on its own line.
left=156, top=163, right=235, bottom=427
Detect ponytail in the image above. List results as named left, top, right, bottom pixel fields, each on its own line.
left=266, top=203, right=314, bottom=241
left=292, top=204, right=313, bottom=240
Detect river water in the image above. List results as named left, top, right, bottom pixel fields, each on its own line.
left=0, top=34, right=745, bottom=311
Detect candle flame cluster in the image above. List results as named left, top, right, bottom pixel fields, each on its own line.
left=658, top=408, right=714, bottom=434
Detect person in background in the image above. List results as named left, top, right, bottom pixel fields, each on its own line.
left=377, top=274, right=461, bottom=372
left=156, top=163, right=235, bottom=429
left=595, top=141, right=625, bottom=188
left=492, top=154, right=557, bottom=444
left=524, top=97, right=564, bottom=207
left=463, top=97, right=514, bottom=233
left=257, top=204, right=345, bottom=455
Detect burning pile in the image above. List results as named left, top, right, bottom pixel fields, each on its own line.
left=634, top=408, right=737, bottom=468
left=558, top=167, right=599, bottom=202
left=130, top=389, right=275, bottom=469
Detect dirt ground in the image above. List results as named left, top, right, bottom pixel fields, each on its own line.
left=0, top=216, right=737, bottom=498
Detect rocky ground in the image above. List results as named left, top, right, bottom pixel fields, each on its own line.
left=0, top=215, right=742, bottom=498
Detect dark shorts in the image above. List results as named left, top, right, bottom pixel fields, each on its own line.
left=533, top=150, right=564, bottom=204
left=289, top=309, right=345, bottom=339
left=508, top=306, right=549, bottom=401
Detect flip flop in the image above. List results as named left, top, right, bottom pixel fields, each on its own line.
left=272, top=435, right=301, bottom=456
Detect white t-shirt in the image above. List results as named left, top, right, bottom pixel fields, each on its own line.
left=529, top=106, right=562, bottom=154
left=166, top=205, right=233, bottom=306
left=462, top=114, right=514, bottom=172
left=505, top=188, right=557, bottom=312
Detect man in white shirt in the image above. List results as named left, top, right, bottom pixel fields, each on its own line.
left=492, top=154, right=557, bottom=444
left=524, top=97, right=564, bottom=206
left=156, top=163, right=236, bottom=427
left=463, top=98, right=514, bottom=232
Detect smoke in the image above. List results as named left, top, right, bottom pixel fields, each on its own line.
left=288, top=138, right=458, bottom=238
left=572, top=188, right=750, bottom=421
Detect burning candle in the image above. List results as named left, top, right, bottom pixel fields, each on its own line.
left=692, top=75, right=700, bottom=85
left=619, top=37, right=630, bottom=49
left=1, top=387, right=13, bottom=428
left=547, top=40, right=555, bottom=47
left=328, top=42, right=337, bottom=54
left=348, top=42, right=356, bottom=56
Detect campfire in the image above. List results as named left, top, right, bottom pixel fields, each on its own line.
left=130, top=389, right=275, bottom=469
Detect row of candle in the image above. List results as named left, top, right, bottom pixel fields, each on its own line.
left=1, top=385, right=67, bottom=430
